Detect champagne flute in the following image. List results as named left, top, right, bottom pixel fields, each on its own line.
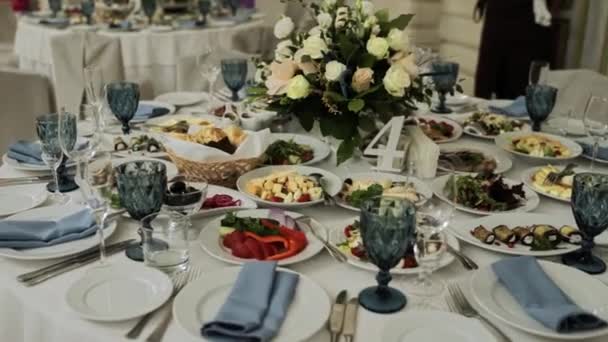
left=583, top=95, right=608, bottom=171
left=36, top=114, right=71, bottom=204
left=85, top=151, right=114, bottom=264
left=84, top=65, right=109, bottom=131
left=197, top=49, right=221, bottom=97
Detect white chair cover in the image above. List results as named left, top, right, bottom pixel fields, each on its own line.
left=546, top=69, right=608, bottom=116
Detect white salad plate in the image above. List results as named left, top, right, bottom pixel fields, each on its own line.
left=192, top=184, right=258, bottom=219
left=461, top=113, right=530, bottom=140
left=154, top=92, right=209, bottom=107
left=236, top=165, right=342, bottom=209
left=107, top=132, right=168, bottom=159
left=431, top=174, right=540, bottom=216
left=329, top=216, right=459, bottom=275
left=495, top=132, right=583, bottom=163
left=112, top=156, right=179, bottom=180
left=266, top=133, right=331, bottom=166
left=66, top=264, right=172, bottom=322
left=450, top=213, right=580, bottom=257
left=0, top=205, right=117, bottom=260
left=577, top=137, right=608, bottom=164
left=130, top=100, right=176, bottom=123
left=0, top=183, right=48, bottom=217
left=416, top=115, right=463, bottom=144
left=334, top=172, right=432, bottom=212
left=383, top=310, right=497, bottom=342
left=471, top=260, right=608, bottom=340
left=520, top=166, right=588, bottom=204
left=199, top=209, right=325, bottom=266
left=173, top=267, right=331, bottom=342
left=438, top=145, right=513, bottom=174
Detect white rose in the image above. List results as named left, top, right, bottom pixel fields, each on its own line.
left=274, top=16, right=294, bottom=39
left=383, top=65, right=411, bottom=97
left=325, top=61, right=347, bottom=81
left=317, top=12, right=332, bottom=28
left=302, top=35, right=328, bottom=59
left=294, top=48, right=318, bottom=75
left=324, top=0, right=336, bottom=7
left=254, top=68, right=265, bottom=84
left=274, top=39, right=294, bottom=61
left=361, top=1, right=374, bottom=16
left=371, top=24, right=381, bottom=36
left=391, top=51, right=419, bottom=78
left=364, top=15, right=378, bottom=28
left=308, top=26, right=323, bottom=37
left=387, top=28, right=409, bottom=51
left=287, top=75, right=311, bottom=99
left=366, top=36, right=389, bottom=59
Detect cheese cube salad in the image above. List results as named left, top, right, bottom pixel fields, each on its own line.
left=246, top=170, right=323, bottom=203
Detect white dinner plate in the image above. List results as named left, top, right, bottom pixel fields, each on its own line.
left=416, top=115, right=463, bottom=144
left=173, top=267, right=331, bottom=341
left=450, top=213, right=580, bottom=257
left=546, top=117, right=586, bottom=136
left=577, top=137, right=608, bottom=165
left=520, top=166, right=588, bottom=204
left=0, top=184, right=48, bottom=217
left=66, top=264, right=172, bottom=322
left=236, top=165, right=341, bottom=209
left=130, top=100, right=176, bottom=123
left=431, top=174, right=540, bottom=216
left=461, top=113, right=531, bottom=140
left=192, top=184, right=257, bottom=219
left=0, top=205, right=117, bottom=260
left=329, top=216, right=458, bottom=275
left=438, top=145, right=513, bottom=174
left=199, top=209, right=325, bottom=266
left=265, top=133, right=331, bottom=166
left=335, top=172, right=432, bottom=212
left=154, top=92, right=209, bottom=107
left=2, top=153, right=56, bottom=172
left=495, top=132, right=583, bottom=163
left=383, top=310, right=497, bottom=342
left=112, top=156, right=179, bottom=180
left=471, top=260, right=608, bottom=340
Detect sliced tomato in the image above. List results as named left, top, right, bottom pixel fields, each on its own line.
left=260, top=219, right=279, bottom=230
left=223, top=231, right=246, bottom=248
left=271, top=196, right=284, bottom=203
left=260, top=243, right=278, bottom=258
left=244, top=238, right=265, bottom=260
left=344, top=225, right=353, bottom=238
left=297, top=194, right=311, bottom=202
left=231, top=241, right=253, bottom=258
left=350, top=245, right=366, bottom=259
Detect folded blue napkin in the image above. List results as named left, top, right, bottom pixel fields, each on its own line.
left=7, top=141, right=44, bottom=165
left=135, top=104, right=169, bottom=119
left=492, top=256, right=607, bottom=333
left=489, top=96, right=528, bottom=117
left=577, top=139, right=608, bottom=161
left=201, top=261, right=299, bottom=342
left=0, top=206, right=97, bottom=249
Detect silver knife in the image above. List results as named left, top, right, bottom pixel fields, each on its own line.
left=342, top=298, right=359, bottom=342
left=329, top=290, right=347, bottom=342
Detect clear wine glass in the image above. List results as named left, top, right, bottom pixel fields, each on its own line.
left=197, top=49, right=222, bottom=97
left=583, top=95, right=608, bottom=171
left=529, top=60, right=550, bottom=85
left=35, top=113, right=71, bottom=204
left=85, top=151, right=114, bottom=265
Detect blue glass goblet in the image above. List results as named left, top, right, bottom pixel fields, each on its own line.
left=430, top=62, right=459, bottom=114
left=562, top=173, right=608, bottom=274
left=49, top=0, right=62, bottom=17
left=81, top=0, right=95, bottom=25
left=526, top=84, right=557, bottom=132
left=358, top=196, right=417, bottom=313
left=35, top=114, right=78, bottom=202
left=198, top=0, right=212, bottom=25
left=141, top=0, right=157, bottom=25
left=115, top=160, right=167, bottom=261
left=221, top=58, right=248, bottom=102
left=105, top=82, right=140, bottom=135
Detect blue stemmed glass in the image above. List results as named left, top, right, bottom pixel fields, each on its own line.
left=49, top=0, right=62, bottom=17
left=562, top=173, right=608, bottom=274
left=198, top=0, right=212, bottom=25
left=358, top=196, right=417, bottom=313
left=226, top=0, right=240, bottom=16
left=526, top=84, right=557, bottom=132
left=35, top=113, right=77, bottom=203
left=221, top=58, right=248, bottom=102
left=115, top=160, right=167, bottom=261
left=141, top=0, right=157, bottom=25
left=430, top=62, right=459, bottom=114
left=105, top=82, right=140, bottom=135
left=81, top=0, right=95, bottom=25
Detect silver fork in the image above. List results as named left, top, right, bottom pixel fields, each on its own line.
left=544, top=163, right=576, bottom=186
left=145, top=267, right=203, bottom=342
left=447, top=284, right=511, bottom=342
left=295, top=216, right=347, bottom=263
left=126, top=271, right=188, bottom=339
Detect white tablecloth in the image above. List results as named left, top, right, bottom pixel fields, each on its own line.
left=13, top=19, right=264, bottom=97
left=1, top=134, right=608, bottom=342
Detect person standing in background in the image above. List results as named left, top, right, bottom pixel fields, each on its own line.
left=474, top=0, right=560, bottom=99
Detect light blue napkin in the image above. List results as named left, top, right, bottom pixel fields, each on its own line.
left=492, top=256, right=607, bottom=333
left=135, top=104, right=169, bottom=119
left=489, top=96, right=528, bottom=117
left=577, top=138, right=608, bottom=161
left=7, top=141, right=44, bottom=165
left=0, top=206, right=97, bottom=249
left=201, top=261, right=299, bottom=342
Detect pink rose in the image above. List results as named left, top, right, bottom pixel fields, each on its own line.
left=390, top=51, right=419, bottom=78
left=351, top=67, right=374, bottom=93
left=265, top=60, right=298, bottom=95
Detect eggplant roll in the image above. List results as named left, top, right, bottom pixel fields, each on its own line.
left=513, top=226, right=534, bottom=246
left=471, top=225, right=495, bottom=244
left=532, top=225, right=560, bottom=246
left=559, top=225, right=583, bottom=244
left=493, top=225, right=517, bottom=243
left=113, top=137, right=128, bottom=151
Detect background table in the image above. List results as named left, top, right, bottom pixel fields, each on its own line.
left=1, top=134, right=608, bottom=342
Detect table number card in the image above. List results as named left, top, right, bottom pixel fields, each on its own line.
left=363, top=116, right=411, bottom=173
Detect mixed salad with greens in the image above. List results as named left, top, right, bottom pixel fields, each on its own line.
left=445, top=172, right=526, bottom=212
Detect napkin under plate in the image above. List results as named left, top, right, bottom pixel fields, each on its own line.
left=135, top=104, right=169, bottom=119
left=577, top=138, right=608, bottom=161
left=489, top=96, right=528, bottom=117
left=201, top=261, right=299, bottom=342
left=7, top=141, right=44, bottom=165
left=492, top=256, right=607, bottom=333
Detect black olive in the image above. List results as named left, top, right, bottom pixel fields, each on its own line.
left=169, top=181, right=187, bottom=194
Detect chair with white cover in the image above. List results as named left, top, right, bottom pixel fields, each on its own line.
left=546, top=69, right=608, bottom=116
left=0, top=67, right=53, bottom=154
left=0, top=2, right=18, bottom=67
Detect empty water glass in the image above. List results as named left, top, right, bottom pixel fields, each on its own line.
left=141, top=213, right=190, bottom=273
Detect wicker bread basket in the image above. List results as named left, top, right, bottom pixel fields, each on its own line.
left=166, top=148, right=263, bottom=188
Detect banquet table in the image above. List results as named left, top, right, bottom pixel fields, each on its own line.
left=2, top=128, right=608, bottom=342
left=13, top=18, right=264, bottom=97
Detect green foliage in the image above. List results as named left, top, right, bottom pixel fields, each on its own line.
left=358, top=53, right=377, bottom=68
left=337, top=135, right=361, bottom=165
left=348, top=99, right=365, bottom=113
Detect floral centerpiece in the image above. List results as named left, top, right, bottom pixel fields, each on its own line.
left=248, top=0, right=432, bottom=164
